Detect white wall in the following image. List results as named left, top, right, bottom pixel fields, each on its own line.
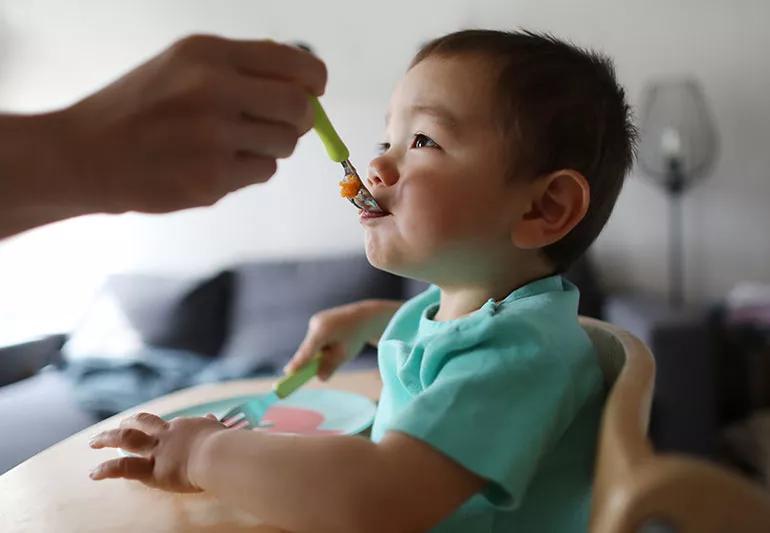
left=1, top=0, right=769, bottom=337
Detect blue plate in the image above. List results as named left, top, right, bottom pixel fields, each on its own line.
left=161, top=388, right=376, bottom=436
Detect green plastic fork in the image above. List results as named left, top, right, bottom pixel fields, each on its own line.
left=219, top=354, right=321, bottom=429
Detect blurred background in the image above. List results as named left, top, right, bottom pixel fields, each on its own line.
left=1, top=0, right=769, bottom=487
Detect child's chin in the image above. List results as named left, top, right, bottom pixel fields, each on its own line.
left=364, top=246, right=422, bottom=280
left=364, top=246, right=389, bottom=271
left=365, top=245, right=402, bottom=276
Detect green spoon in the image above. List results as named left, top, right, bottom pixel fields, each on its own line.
left=311, top=96, right=384, bottom=213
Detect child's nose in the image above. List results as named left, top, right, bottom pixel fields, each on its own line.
left=367, top=156, right=399, bottom=188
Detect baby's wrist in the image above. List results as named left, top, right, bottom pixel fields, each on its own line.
left=187, top=427, right=225, bottom=491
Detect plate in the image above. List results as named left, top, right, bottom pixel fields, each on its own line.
left=161, top=388, right=376, bottom=436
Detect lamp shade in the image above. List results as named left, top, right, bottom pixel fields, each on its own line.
left=638, top=77, right=718, bottom=189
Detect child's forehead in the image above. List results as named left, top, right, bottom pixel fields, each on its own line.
left=387, top=55, right=500, bottom=126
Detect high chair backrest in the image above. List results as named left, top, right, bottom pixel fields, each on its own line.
left=581, top=316, right=770, bottom=533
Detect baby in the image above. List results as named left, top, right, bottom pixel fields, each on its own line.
left=89, top=29, right=636, bottom=532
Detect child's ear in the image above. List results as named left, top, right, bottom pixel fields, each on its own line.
left=511, top=169, right=590, bottom=249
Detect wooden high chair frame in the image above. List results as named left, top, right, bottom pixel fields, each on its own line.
left=581, top=316, right=770, bottom=533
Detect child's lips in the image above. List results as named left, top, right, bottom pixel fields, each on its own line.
left=359, top=209, right=391, bottom=220
left=360, top=196, right=391, bottom=220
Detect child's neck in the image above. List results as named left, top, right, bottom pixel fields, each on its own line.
left=433, top=260, right=555, bottom=322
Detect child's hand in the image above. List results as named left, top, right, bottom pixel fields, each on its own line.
left=285, top=303, right=373, bottom=381
left=89, top=412, right=225, bottom=493
left=285, top=300, right=403, bottom=381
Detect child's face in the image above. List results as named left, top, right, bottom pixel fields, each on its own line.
left=362, top=54, right=532, bottom=283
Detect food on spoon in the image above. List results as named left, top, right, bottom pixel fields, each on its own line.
left=339, top=173, right=362, bottom=199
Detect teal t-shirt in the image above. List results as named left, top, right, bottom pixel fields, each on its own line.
left=371, top=275, right=604, bottom=533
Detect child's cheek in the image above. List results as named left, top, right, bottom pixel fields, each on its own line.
left=404, top=202, right=465, bottom=248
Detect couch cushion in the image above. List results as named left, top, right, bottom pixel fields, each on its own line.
left=63, top=270, right=232, bottom=360
left=217, top=255, right=402, bottom=377
left=143, top=271, right=233, bottom=356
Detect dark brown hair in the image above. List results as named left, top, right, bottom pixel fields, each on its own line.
left=412, top=30, right=637, bottom=271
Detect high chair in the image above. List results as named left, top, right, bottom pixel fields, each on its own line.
left=581, top=316, right=770, bottom=533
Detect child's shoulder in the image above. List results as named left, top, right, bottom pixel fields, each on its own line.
left=439, top=276, right=587, bottom=353
left=459, top=286, right=598, bottom=397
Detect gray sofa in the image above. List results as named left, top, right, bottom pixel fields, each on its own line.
left=0, top=255, right=414, bottom=473
left=0, top=253, right=700, bottom=475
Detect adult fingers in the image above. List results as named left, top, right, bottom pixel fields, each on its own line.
left=120, top=412, right=169, bottom=434
left=224, top=39, right=327, bottom=96
left=90, top=457, right=154, bottom=481
left=224, top=152, right=278, bottom=189
left=227, top=77, right=315, bottom=134
left=89, top=428, right=157, bottom=453
left=230, top=118, right=301, bottom=159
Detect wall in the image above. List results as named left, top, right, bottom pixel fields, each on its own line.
left=1, top=0, right=768, bottom=337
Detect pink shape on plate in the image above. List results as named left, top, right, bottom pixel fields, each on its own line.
left=257, top=405, right=341, bottom=435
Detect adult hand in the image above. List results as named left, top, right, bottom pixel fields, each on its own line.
left=0, top=35, right=327, bottom=239
left=56, top=35, right=327, bottom=213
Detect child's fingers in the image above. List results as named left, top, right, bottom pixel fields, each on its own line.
left=90, top=456, right=153, bottom=481
left=230, top=419, right=251, bottom=430
left=318, top=345, right=346, bottom=381
left=89, top=428, right=157, bottom=452
left=120, top=412, right=169, bottom=434
left=285, top=334, right=324, bottom=374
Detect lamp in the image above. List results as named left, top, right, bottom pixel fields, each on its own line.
left=637, top=77, right=718, bottom=307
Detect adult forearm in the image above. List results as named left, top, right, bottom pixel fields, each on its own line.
left=0, top=206, right=86, bottom=239
left=191, top=431, right=396, bottom=533
left=0, top=112, right=87, bottom=238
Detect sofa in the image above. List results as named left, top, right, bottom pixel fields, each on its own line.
left=0, top=253, right=705, bottom=474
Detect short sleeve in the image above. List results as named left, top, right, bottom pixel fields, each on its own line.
left=384, top=336, right=593, bottom=510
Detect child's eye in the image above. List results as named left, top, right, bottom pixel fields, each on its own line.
left=411, top=133, right=439, bottom=149
left=376, top=142, right=390, bottom=155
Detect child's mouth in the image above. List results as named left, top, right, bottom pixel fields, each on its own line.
left=359, top=209, right=390, bottom=220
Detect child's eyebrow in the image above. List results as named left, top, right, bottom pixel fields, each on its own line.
left=385, top=103, right=460, bottom=131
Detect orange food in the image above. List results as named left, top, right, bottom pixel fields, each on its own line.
left=339, top=173, right=362, bottom=199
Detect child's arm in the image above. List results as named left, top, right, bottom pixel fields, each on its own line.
left=90, top=413, right=485, bottom=533
left=194, top=426, right=485, bottom=532
left=284, top=299, right=403, bottom=380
